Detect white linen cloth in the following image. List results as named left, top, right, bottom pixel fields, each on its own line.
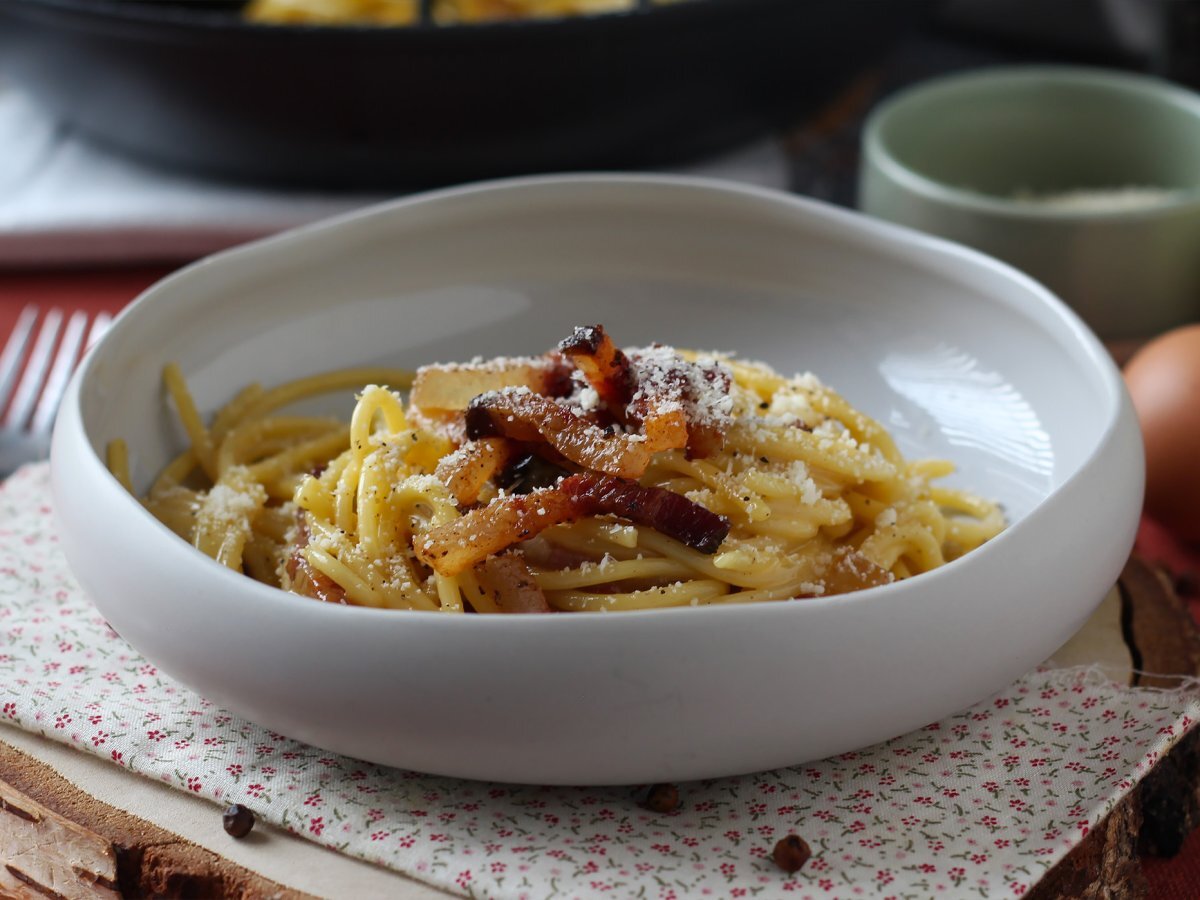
left=1, top=462, right=1198, bottom=900
left=0, top=85, right=790, bottom=268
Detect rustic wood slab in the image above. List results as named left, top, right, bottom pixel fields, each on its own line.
left=0, top=777, right=120, bottom=899
left=0, top=741, right=312, bottom=899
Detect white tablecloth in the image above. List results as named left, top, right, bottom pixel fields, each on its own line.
left=0, top=85, right=790, bottom=268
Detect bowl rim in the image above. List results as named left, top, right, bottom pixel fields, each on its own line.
left=862, top=64, right=1200, bottom=221
left=58, top=172, right=1131, bottom=630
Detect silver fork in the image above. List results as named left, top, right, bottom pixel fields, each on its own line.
left=0, top=305, right=111, bottom=478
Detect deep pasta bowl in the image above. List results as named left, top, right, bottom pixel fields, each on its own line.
left=51, top=175, right=1142, bottom=784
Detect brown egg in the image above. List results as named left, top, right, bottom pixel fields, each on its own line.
left=1123, top=324, right=1200, bottom=542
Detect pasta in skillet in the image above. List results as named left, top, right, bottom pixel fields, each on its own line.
left=243, top=0, right=678, bottom=25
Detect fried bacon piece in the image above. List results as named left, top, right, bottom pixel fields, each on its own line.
left=436, top=437, right=517, bottom=505
left=410, top=355, right=571, bottom=412
left=625, top=348, right=732, bottom=459
left=559, top=325, right=635, bottom=410
left=464, top=389, right=661, bottom=479
left=641, top=407, right=690, bottom=453
left=684, top=421, right=726, bottom=459
left=284, top=515, right=347, bottom=605
left=472, top=553, right=552, bottom=613
left=415, top=472, right=731, bottom=576
left=563, top=473, right=730, bottom=554
left=822, top=548, right=894, bottom=596
left=495, top=452, right=571, bottom=494
left=557, top=326, right=734, bottom=458
left=417, top=481, right=574, bottom=575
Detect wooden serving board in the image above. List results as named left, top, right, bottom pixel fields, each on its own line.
left=1, top=555, right=1198, bottom=899
left=0, top=746, right=311, bottom=899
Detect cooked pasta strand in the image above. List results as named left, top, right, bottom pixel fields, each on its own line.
left=121, top=331, right=1004, bottom=614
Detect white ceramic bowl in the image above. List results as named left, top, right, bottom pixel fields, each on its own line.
left=52, top=175, right=1143, bottom=785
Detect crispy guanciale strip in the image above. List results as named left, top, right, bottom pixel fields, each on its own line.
left=465, top=388, right=662, bottom=479
left=473, top=553, right=552, bottom=613
left=642, top=407, right=690, bottom=453
left=626, top=347, right=732, bottom=459
left=559, top=327, right=699, bottom=453
left=410, top=355, right=571, bottom=412
left=822, top=548, right=894, bottom=596
left=436, top=437, right=517, bottom=505
left=416, top=472, right=730, bottom=576
left=285, top=515, right=347, bottom=605
left=559, top=324, right=635, bottom=410
left=417, top=483, right=575, bottom=576
left=685, top=421, right=726, bottom=459
left=495, top=451, right=571, bottom=494
left=566, top=473, right=730, bottom=554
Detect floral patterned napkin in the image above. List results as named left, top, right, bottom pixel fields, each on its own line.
left=2, top=462, right=1197, bottom=900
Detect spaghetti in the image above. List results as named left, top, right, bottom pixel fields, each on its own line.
left=243, top=0, right=675, bottom=26
left=123, top=325, right=1004, bottom=613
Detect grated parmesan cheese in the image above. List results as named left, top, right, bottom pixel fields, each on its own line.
left=625, top=344, right=734, bottom=432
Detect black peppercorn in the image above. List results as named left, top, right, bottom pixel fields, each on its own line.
left=223, top=803, right=255, bottom=838
left=772, top=834, right=811, bottom=874
left=639, top=783, right=680, bottom=814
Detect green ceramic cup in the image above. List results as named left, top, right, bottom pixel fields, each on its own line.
left=860, top=66, right=1200, bottom=338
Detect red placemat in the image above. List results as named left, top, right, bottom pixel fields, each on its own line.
left=0, top=266, right=170, bottom=333
left=0, top=267, right=171, bottom=421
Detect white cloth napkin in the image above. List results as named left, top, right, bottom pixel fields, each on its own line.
left=0, top=84, right=791, bottom=268
left=2, top=461, right=1198, bottom=900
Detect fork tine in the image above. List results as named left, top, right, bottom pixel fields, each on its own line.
left=3, top=308, right=62, bottom=431
left=30, top=310, right=90, bottom=436
left=86, top=311, right=113, bottom=350
left=0, top=305, right=39, bottom=416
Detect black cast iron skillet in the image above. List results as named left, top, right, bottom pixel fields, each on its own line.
left=0, top=0, right=926, bottom=188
